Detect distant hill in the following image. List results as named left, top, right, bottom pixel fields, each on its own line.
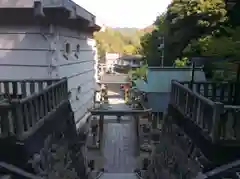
left=142, top=25, right=155, bottom=33
left=113, top=27, right=139, bottom=36
left=113, top=26, right=155, bottom=36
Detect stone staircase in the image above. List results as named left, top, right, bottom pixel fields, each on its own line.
left=0, top=175, right=11, bottom=179
left=99, top=173, right=138, bottom=179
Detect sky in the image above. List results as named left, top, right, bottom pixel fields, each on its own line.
left=74, top=0, right=171, bottom=28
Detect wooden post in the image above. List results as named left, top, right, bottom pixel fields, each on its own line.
left=211, top=102, right=224, bottom=142
left=190, top=62, right=195, bottom=89
left=234, top=63, right=240, bottom=105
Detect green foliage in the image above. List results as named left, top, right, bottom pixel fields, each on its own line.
left=183, top=26, right=240, bottom=59
left=174, top=57, right=189, bottom=67
left=140, top=0, right=228, bottom=66
left=94, top=27, right=144, bottom=61
left=164, top=0, right=227, bottom=64
left=129, top=64, right=148, bottom=80
left=139, top=14, right=166, bottom=66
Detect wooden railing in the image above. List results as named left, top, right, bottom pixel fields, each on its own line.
left=0, top=78, right=68, bottom=139
left=219, top=105, right=240, bottom=141
left=180, top=81, right=240, bottom=105
left=171, top=80, right=240, bottom=143
left=170, top=80, right=223, bottom=142
left=0, top=79, right=60, bottom=98
left=194, top=159, right=240, bottom=179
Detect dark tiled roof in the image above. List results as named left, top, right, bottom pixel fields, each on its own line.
left=118, top=55, right=143, bottom=61
left=0, top=0, right=100, bottom=32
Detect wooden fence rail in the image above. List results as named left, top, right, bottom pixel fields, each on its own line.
left=0, top=79, right=60, bottom=98
left=194, top=159, right=240, bottom=179
left=171, top=80, right=240, bottom=144
left=180, top=81, right=240, bottom=105
left=0, top=78, right=68, bottom=139
left=170, top=80, right=223, bottom=142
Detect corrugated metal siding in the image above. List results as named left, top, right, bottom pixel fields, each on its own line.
left=134, top=79, right=148, bottom=92
left=147, top=93, right=170, bottom=113
left=136, top=67, right=206, bottom=112
left=147, top=67, right=206, bottom=93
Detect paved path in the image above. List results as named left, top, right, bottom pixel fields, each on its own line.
left=102, top=90, right=137, bottom=173
left=103, top=119, right=137, bottom=173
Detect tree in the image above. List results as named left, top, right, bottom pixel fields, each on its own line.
left=129, top=64, right=148, bottom=80
left=123, top=45, right=138, bottom=55
left=164, top=0, right=227, bottom=65
left=139, top=14, right=166, bottom=66
left=94, top=27, right=143, bottom=61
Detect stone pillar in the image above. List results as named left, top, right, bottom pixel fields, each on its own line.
left=134, top=115, right=140, bottom=156
left=99, top=115, right=104, bottom=150
left=152, top=113, right=157, bottom=129
left=158, top=112, right=163, bottom=128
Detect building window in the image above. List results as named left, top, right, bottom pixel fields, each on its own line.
left=63, top=42, right=71, bottom=60
left=75, top=44, right=80, bottom=58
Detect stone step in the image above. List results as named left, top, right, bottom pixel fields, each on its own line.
left=100, top=173, right=138, bottom=179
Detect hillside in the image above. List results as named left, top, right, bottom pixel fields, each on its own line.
left=142, top=25, right=155, bottom=33
left=113, top=26, right=154, bottom=35
left=113, top=27, right=139, bottom=36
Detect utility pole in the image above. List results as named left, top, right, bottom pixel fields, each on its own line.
left=158, top=36, right=164, bottom=67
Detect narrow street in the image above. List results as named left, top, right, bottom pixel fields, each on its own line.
left=102, top=86, right=137, bottom=173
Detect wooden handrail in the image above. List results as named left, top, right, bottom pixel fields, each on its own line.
left=0, top=78, right=60, bottom=82
left=18, top=78, right=66, bottom=103
left=194, top=159, right=240, bottom=179
left=172, top=80, right=240, bottom=143
left=172, top=80, right=215, bottom=106
left=179, top=81, right=240, bottom=105
left=0, top=162, right=42, bottom=179
left=0, top=78, right=68, bottom=138
left=170, top=80, right=224, bottom=142
left=0, top=79, right=61, bottom=98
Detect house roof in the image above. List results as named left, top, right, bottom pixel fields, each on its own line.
left=118, top=55, right=143, bottom=61
left=0, top=0, right=100, bottom=33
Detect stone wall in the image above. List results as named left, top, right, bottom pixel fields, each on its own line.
left=0, top=101, right=89, bottom=179
left=28, top=132, right=88, bottom=179
left=144, top=117, right=210, bottom=179
left=25, top=102, right=89, bottom=179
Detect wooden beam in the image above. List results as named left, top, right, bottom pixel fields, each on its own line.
left=89, top=108, right=152, bottom=116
